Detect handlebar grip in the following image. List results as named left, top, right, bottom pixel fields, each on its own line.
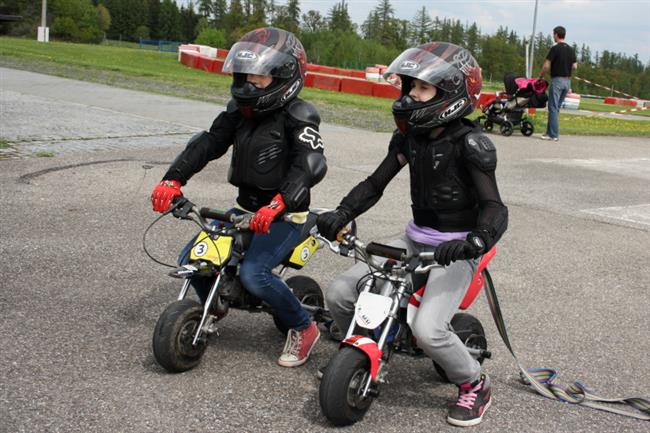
left=199, top=207, right=234, bottom=222
left=365, top=242, right=407, bottom=261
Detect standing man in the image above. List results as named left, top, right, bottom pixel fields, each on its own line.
left=539, top=26, right=577, bottom=141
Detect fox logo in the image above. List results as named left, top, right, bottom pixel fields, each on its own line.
left=298, top=126, right=323, bottom=150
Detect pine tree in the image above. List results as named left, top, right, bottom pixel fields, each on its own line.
left=301, top=10, right=325, bottom=33
left=409, top=6, right=432, bottom=45
left=159, top=0, right=181, bottom=40
left=328, top=1, right=354, bottom=33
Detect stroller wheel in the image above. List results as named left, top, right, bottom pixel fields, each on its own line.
left=521, top=120, right=534, bottom=136
left=500, top=121, right=514, bottom=136
left=483, top=120, right=493, bottom=132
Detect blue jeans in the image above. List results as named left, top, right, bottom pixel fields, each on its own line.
left=546, top=77, right=571, bottom=139
left=179, top=213, right=310, bottom=331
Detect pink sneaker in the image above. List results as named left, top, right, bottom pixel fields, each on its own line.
left=278, top=321, right=320, bottom=367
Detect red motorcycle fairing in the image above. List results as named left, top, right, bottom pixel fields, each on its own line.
left=408, top=246, right=497, bottom=312
left=341, top=335, right=383, bottom=380
left=459, top=246, right=496, bottom=310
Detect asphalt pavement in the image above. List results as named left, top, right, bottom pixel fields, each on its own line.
left=1, top=68, right=649, bottom=433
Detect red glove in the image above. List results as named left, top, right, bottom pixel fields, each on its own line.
left=151, top=180, right=182, bottom=213
left=249, top=194, right=286, bottom=234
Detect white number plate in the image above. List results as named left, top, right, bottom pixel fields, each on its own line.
left=354, top=292, right=393, bottom=329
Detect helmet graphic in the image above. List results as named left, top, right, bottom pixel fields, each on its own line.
left=384, top=42, right=482, bottom=134
left=222, top=27, right=307, bottom=118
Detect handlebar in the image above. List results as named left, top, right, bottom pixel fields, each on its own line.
left=313, top=229, right=441, bottom=274
left=171, top=197, right=251, bottom=233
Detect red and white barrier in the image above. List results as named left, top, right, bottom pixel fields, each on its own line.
left=562, top=93, right=581, bottom=110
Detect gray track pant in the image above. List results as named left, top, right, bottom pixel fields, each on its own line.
left=325, top=235, right=481, bottom=384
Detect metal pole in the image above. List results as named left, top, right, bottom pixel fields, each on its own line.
left=525, top=40, right=530, bottom=78
left=41, top=0, right=47, bottom=28
left=529, top=0, right=539, bottom=77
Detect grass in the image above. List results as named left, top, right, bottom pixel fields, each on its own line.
left=578, top=98, right=650, bottom=117
left=2, top=36, right=649, bottom=136
left=34, top=151, right=55, bottom=157
left=0, top=139, right=10, bottom=149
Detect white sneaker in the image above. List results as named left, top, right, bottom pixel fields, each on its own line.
left=540, top=134, right=558, bottom=141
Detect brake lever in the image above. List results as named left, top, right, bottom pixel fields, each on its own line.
left=171, top=198, right=194, bottom=220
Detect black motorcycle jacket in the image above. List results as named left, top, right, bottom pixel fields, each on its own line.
left=163, top=98, right=326, bottom=212
left=338, top=118, right=508, bottom=249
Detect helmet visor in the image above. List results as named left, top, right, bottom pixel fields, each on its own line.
left=383, top=47, right=464, bottom=93
left=222, top=41, right=296, bottom=79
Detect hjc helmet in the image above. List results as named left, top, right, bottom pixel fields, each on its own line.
left=222, top=27, right=307, bottom=118
left=384, top=42, right=482, bottom=134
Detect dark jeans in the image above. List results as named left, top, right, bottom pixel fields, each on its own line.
left=179, top=213, right=310, bottom=331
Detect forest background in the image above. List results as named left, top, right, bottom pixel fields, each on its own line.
left=2, top=0, right=649, bottom=99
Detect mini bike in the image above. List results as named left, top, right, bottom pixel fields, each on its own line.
left=317, top=230, right=496, bottom=426
left=148, top=198, right=331, bottom=373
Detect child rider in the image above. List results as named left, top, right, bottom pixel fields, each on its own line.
left=316, top=42, right=508, bottom=427
left=151, top=27, right=326, bottom=368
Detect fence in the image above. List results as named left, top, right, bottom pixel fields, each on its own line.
left=139, top=38, right=181, bottom=53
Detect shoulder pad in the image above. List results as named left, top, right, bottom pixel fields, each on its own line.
left=464, top=132, right=497, bottom=171
left=285, top=99, right=321, bottom=126
left=226, top=99, right=238, bottom=114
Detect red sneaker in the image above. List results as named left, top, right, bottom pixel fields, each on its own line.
left=278, top=321, right=320, bottom=367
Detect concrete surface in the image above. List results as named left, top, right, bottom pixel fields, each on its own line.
left=1, top=68, right=649, bottom=433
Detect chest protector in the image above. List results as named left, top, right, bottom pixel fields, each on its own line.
left=401, top=123, right=478, bottom=231
left=228, top=111, right=290, bottom=191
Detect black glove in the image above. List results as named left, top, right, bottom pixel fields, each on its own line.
left=317, top=208, right=352, bottom=241
left=434, top=237, right=483, bottom=266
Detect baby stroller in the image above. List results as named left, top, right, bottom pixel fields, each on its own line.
left=477, top=73, right=548, bottom=136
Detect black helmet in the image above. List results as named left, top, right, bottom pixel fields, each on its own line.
left=222, top=27, right=307, bottom=118
left=384, top=42, right=482, bottom=134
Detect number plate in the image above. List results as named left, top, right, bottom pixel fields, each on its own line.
left=354, top=292, right=393, bottom=329
left=189, top=231, right=233, bottom=265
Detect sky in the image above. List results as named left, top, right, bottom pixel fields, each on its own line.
left=288, top=0, right=650, bottom=63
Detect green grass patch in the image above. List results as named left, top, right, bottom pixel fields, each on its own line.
left=0, top=139, right=10, bottom=149
left=34, top=150, right=55, bottom=157
left=1, top=36, right=649, bottom=135
left=578, top=98, right=650, bottom=117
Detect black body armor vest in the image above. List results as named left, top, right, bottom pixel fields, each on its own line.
left=228, top=111, right=291, bottom=210
left=400, top=122, right=478, bottom=231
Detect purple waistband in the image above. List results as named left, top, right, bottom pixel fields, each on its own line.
left=405, top=220, right=469, bottom=246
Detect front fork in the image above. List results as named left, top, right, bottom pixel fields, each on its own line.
left=344, top=277, right=409, bottom=398
left=176, top=273, right=223, bottom=346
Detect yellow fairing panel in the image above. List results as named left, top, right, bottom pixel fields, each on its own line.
left=288, top=236, right=319, bottom=269
left=189, top=231, right=233, bottom=266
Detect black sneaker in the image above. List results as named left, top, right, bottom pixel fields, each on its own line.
left=447, top=374, right=492, bottom=427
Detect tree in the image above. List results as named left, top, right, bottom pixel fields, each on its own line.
left=328, top=0, right=354, bottom=33
left=212, top=0, right=228, bottom=27
left=180, top=2, right=199, bottom=42
left=250, top=0, right=267, bottom=27
left=273, top=0, right=300, bottom=34
left=409, top=7, right=432, bottom=45
left=198, top=0, right=212, bottom=17
left=301, top=10, right=325, bottom=33
left=147, top=0, right=161, bottom=39
left=159, top=0, right=181, bottom=40
left=50, top=0, right=104, bottom=42
left=96, top=4, right=111, bottom=35
left=465, top=23, right=480, bottom=56
left=195, top=27, right=226, bottom=47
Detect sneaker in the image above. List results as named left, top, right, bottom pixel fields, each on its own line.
left=447, top=374, right=492, bottom=427
left=278, top=321, right=320, bottom=367
left=540, top=134, right=558, bottom=141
